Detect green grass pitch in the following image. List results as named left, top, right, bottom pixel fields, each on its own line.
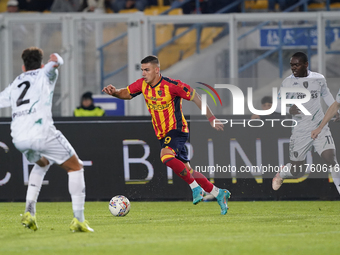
left=0, top=201, right=340, bottom=255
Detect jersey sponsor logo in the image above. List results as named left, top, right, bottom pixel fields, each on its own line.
left=310, top=90, right=318, bottom=99
left=296, top=92, right=306, bottom=99
left=145, top=95, right=164, bottom=101
left=12, top=108, right=37, bottom=119
left=146, top=102, right=169, bottom=111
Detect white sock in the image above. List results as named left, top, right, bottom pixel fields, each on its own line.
left=25, top=164, right=49, bottom=216
left=279, top=163, right=294, bottom=179
left=68, top=169, right=86, bottom=222
left=330, top=167, right=340, bottom=195
left=189, top=180, right=199, bottom=189
left=210, top=186, right=220, bottom=198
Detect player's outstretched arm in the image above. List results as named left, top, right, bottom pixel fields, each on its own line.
left=102, top=84, right=132, bottom=100
left=311, top=101, right=340, bottom=139
left=44, top=53, right=64, bottom=80
left=48, top=54, right=62, bottom=67
left=192, top=92, right=224, bottom=131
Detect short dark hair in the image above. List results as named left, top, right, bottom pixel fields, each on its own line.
left=21, top=47, right=43, bottom=71
left=261, top=96, right=272, bottom=105
left=291, top=52, right=308, bottom=63
left=141, top=55, right=159, bottom=66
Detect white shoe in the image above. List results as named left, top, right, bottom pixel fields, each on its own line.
left=203, top=193, right=215, bottom=201
left=272, top=172, right=283, bottom=190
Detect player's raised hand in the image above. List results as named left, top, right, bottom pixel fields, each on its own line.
left=48, top=54, right=59, bottom=67
left=49, top=54, right=58, bottom=62
left=311, top=127, right=322, bottom=140
left=210, top=118, right=224, bottom=131
left=102, top=84, right=116, bottom=96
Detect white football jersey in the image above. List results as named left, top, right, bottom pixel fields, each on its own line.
left=0, top=54, right=64, bottom=143
left=277, top=71, right=334, bottom=134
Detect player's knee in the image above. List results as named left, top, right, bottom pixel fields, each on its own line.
left=161, top=153, right=175, bottom=165
left=160, top=147, right=174, bottom=156
left=61, top=154, right=82, bottom=172
left=36, top=157, right=49, bottom=167
left=78, top=159, right=84, bottom=168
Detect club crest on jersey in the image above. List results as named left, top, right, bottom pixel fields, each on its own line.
left=303, top=81, right=308, bottom=88
left=294, top=151, right=299, bottom=158
left=157, top=90, right=163, bottom=97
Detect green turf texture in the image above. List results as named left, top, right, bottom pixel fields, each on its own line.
left=0, top=201, right=339, bottom=255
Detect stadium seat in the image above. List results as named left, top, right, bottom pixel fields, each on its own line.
left=245, top=0, right=268, bottom=12
left=0, top=0, right=7, bottom=13
left=157, top=26, right=196, bottom=69
left=157, top=0, right=164, bottom=7
left=118, top=6, right=182, bottom=15
left=144, top=6, right=182, bottom=15
left=157, top=26, right=224, bottom=69
left=155, top=24, right=174, bottom=45
left=119, top=8, right=139, bottom=14
left=106, top=7, right=114, bottom=13
left=308, top=2, right=325, bottom=11
left=308, top=1, right=340, bottom=11
left=200, top=27, right=224, bottom=48
left=158, top=44, right=184, bottom=69
left=330, top=2, right=340, bottom=10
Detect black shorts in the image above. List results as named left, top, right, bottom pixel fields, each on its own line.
left=159, top=129, right=189, bottom=163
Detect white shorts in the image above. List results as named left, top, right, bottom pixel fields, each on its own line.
left=14, top=130, right=75, bottom=165
left=289, top=128, right=335, bottom=161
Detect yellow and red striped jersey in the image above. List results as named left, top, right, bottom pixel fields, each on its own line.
left=127, top=76, right=195, bottom=139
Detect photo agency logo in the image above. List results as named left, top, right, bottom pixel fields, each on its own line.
left=196, top=82, right=223, bottom=114
left=199, top=83, right=312, bottom=128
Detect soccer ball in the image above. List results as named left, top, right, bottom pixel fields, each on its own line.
left=109, top=195, right=131, bottom=216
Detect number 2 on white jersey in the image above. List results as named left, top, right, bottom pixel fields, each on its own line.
left=16, top=81, right=30, bottom=107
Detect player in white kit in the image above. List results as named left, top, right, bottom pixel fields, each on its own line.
left=311, top=90, right=340, bottom=193
left=272, top=52, right=340, bottom=195
left=0, top=47, right=93, bottom=232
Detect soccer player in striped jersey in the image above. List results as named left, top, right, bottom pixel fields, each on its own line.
left=103, top=55, right=231, bottom=215
left=0, top=47, right=93, bottom=232
left=272, top=52, right=340, bottom=194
